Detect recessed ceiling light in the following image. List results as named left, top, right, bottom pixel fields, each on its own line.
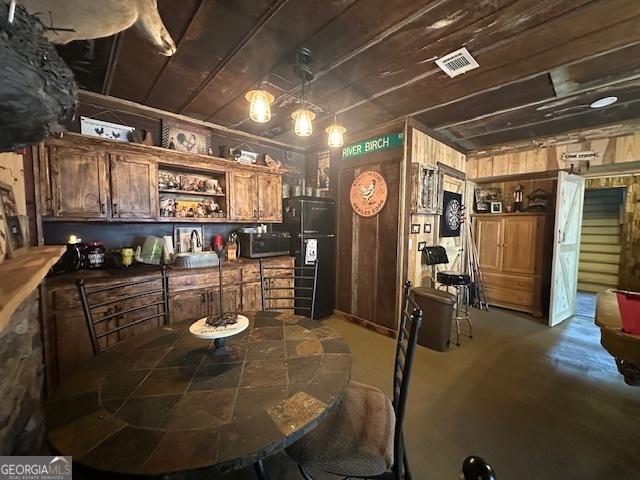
left=590, top=96, right=618, bottom=108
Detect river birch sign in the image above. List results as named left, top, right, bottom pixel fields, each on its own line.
left=342, top=132, right=403, bottom=159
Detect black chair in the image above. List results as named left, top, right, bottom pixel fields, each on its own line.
left=423, top=246, right=472, bottom=346
left=286, top=280, right=422, bottom=480
left=76, top=268, right=169, bottom=355
left=260, top=260, right=318, bottom=319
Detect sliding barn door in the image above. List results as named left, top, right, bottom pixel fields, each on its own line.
left=549, top=172, right=585, bottom=326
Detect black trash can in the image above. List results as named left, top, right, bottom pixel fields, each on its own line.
left=411, top=286, right=456, bottom=352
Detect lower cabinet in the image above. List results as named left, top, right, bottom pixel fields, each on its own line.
left=241, top=281, right=263, bottom=311
left=43, top=258, right=295, bottom=393
left=168, top=289, right=209, bottom=323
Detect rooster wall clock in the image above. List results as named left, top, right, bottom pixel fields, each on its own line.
left=350, top=170, right=388, bottom=217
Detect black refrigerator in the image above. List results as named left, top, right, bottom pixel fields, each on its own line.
left=273, top=196, right=336, bottom=319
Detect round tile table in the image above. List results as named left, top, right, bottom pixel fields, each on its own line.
left=46, top=311, right=352, bottom=477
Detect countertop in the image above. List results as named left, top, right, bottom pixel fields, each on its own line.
left=44, top=255, right=295, bottom=288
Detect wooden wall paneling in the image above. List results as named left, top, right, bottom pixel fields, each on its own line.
left=376, top=159, right=401, bottom=330
left=468, top=130, right=640, bottom=181
left=335, top=168, right=354, bottom=313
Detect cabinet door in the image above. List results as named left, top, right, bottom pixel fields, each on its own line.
left=49, top=146, right=109, bottom=218
left=209, top=285, right=242, bottom=316
left=229, top=171, right=258, bottom=221
left=258, top=174, right=282, bottom=222
left=502, top=216, right=540, bottom=275
left=168, top=289, right=209, bottom=323
left=110, top=154, right=158, bottom=219
left=475, top=217, right=503, bottom=272
left=241, top=281, right=263, bottom=312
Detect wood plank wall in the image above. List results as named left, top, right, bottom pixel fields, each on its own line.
left=407, top=128, right=466, bottom=288
left=467, top=132, right=640, bottom=181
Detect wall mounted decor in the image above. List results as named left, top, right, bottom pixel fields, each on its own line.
left=411, top=163, right=437, bottom=214
left=440, top=190, right=462, bottom=238
left=162, top=120, right=211, bottom=155
left=80, top=116, right=134, bottom=142
left=418, top=241, right=426, bottom=251
left=411, top=224, right=421, bottom=234
left=350, top=170, right=388, bottom=218
left=317, top=150, right=331, bottom=190
left=423, top=223, right=432, bottom=233
left=0, top=181, right=26, bottom=257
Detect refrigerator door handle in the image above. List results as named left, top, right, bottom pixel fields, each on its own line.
left=299, top=234, right=335, bottom=239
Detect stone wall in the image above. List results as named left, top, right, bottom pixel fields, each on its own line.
left=0, top=290, right=45, bottom=455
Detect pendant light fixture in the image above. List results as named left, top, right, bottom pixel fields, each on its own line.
left=291, top=48, right=317, bottom=137
left=325, top=115, right=347, bottom=148
left=245, top=85, right=274, bottom=123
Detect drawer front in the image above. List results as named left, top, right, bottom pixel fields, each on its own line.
left=484, top=273, right=534, bottom=291
left=485, top=286, right=534, bottom=308
left=263, top=257, right=294, bottom=268
left=169, top=272, right=219, bottom=291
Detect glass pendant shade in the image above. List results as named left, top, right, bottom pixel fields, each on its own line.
left=325, top=123, right=347, bottom=148
left=245, top=89, right=274, bottom=123
left=291, top=108, right=316, bottom=137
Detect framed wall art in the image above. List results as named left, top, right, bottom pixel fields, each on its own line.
left=411, top=163, right=437, bottom=214
left=423, top=223, right=432, bottom=234
left=491, top=201, right=503, bottom=214
left=0, top=181, right=26, bottom=257
left=162, top=120, right=211, bottom=155
left=80, top=116, right=134, bottom=142
left=317, top=150, right=331, bottom=190
left=411, top=224, right=421, bottom=234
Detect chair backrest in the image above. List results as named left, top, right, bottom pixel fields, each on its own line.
left=260, top=260, right=318, bottom=319
left=77, top=267, right=169, bottom=355
left=422, top=245, right=449, bottom=266
left=391, top=280, right=423, bottom=478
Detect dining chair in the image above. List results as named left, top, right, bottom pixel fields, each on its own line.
left=76, top=267, right=169, bottom=355
left=285, top=280, right=422, bottom=480
left=259, top=260, right=318, bottom=319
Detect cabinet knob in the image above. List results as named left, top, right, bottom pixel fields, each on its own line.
left=113, top=203, right=119, bottom=216
left=100, top=202, right=106, bottom=214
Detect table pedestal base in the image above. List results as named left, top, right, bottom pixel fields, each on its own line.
left=212, top=338, right=230, bottom=356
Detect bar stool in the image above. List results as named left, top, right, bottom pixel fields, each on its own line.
left=423, top=246, right=473, bottom=346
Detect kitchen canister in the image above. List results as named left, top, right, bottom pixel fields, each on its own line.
left=282, top=183, right=291, bottom=198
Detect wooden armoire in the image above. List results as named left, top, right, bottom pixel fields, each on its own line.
left=474, top=213, right=550, bottom=317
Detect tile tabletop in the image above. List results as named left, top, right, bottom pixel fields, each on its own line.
left=46, top=311, right=352, bottom=477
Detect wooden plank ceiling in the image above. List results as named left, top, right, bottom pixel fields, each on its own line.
left=58, top=0, right=640, bottom=152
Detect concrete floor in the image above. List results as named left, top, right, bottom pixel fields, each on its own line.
left=217, top=299, right=640, bottom=480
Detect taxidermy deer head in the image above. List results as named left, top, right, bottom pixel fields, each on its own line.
left=19, top=0, right=176, bottom=55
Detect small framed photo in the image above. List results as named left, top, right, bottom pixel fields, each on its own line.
left=417, top=241, right=427, bottom=251
left=411, top=224, right=421, bottom=234
left=491, top=201, right=503, bottom=214
left=423, top=223, right=432, bottom=233
left=0, top=181, right=27, bottom=258
left=162, top=119, right=211, bottom=155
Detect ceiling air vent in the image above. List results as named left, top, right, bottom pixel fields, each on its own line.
left=435, top=47, right=479, bottom=78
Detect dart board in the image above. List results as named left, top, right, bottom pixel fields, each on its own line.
left=440, top=190, right=462, bottom=237
left=349, top=170, right=388, bottom=217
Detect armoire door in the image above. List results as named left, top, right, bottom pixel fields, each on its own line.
left=502, top=216, right=540, bottom=275
left=475, top=217, right=503, bottom=272
left=257, top=173, right=282, bottom=222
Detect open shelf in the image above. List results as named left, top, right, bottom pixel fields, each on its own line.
left=159, top=189, right=225, bottom=197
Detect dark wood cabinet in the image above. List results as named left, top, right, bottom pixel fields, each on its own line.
left=258, top=173, right=282, bottom=222
left=168, top=289, right=209, bottom=323
left=110, top=154, right=158, bottom=219
left=241, top=281, right=263, bottom=311
left=229, top=171, right=258, bottom=221
left=48, top=146, right=109, bottom=219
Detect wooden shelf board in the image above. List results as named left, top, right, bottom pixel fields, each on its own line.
left=0, top=246, right=65, bottom=333
left=159, top=189, right=226, bottom=197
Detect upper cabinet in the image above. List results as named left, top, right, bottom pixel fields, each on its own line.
left=229, top=171, right=258, bottom=221
left=258, top=173, right=282, bottom=222
left=48, top=145, right=109, bottom=219
left=110, top=154, right=158, bottom=219
left=39, top=135, right=287, bottom=223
